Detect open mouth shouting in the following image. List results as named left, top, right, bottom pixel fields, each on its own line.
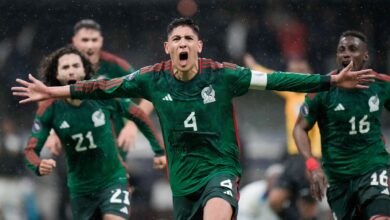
left=67, top=80, right=77, bottom=85
left=179, top=51, right=189, bottom=67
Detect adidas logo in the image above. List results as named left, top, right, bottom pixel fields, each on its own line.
left=162, top=94, right=173, bottom=101
left=334, top=103, right=345, bottom=111
left=120, top=206, right=128, bottom=214
left=60, top=121, right=70, bottom=129
left=381, top=188, right=389, bottom=195
left=223, top=190, right=233, bottom=197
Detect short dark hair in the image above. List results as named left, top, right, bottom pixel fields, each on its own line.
left=340, top=30, right=367, bottom=44
left=38, top=45, right=94, bottom=86
left=73, top=19, right=101, bottom=35
left=166, top=17, right=200, bottom=38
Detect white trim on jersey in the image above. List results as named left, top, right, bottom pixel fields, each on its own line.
left=249, top=70, right=267, bottom=90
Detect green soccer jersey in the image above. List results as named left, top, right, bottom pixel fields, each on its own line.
left=302, top=71, right=390, bottom=185
left=71, top=58, right=332, bottom=196
left=24, top=98, right=164, bottom=198
left=93, top=51, right=136, bottom=159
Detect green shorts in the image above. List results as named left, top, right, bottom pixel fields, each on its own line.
left=71, top=182, right=131, bottom=220
left=173, top=173, right=239, bottom=220
left=327, top=166, right=390, bottom=220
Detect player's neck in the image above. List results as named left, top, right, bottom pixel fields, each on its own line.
left=173, top=65, right=198, bottom=81
left=65, top=98, right=83, bottom=106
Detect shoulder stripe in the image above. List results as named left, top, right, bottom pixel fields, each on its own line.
left=223, top=62, right=237, bottom=70
left=140, top=61, right=171, bottom=74
left=100, top=51, right=132, bottom=71
left=74, top=78, right=124, bottom=93
left=37, top=99, right=56, bottom=116
left=24, top=137, right=41, bottom=166
left=374, top=72, right=390, bottom=82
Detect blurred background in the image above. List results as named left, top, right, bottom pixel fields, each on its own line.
left=0, top=0, right=389, bottom=219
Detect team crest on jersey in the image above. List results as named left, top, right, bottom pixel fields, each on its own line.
left=201, top=85, right=216, bottom=104
left=300, top=104, right=309, bottom=116
left=32, top=119, right=42, bottom=133
left=92, top=109, right=105, bottom=127
left=368, top=95, right=379, bottom=112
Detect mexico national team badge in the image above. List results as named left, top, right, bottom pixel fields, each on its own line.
left=202, top=85, right=216, bottom=104
left=300, top=104, right=309, bottom=116
left=368, top=95, right=379, bottom=112
left=92, top=109, right=106, bottom=127
left=32, top=119, right=42, bottom=133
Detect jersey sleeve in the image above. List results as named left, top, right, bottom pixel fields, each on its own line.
left=266, top=72, right=331, bottom=92
left=223, top=64, right=252, bottom=97
left=71, top=70, right=151, bottom=100
left=112, top=99, right=165, bottom=156
left=24, top=102, right=53, bottom=175
left=300, top=93, right=322, bottom=127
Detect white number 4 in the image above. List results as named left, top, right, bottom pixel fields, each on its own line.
left=184, top=112, right=197, bottom=131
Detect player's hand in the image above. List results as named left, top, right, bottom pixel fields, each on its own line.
left=44, top=132, right=62, bottom=156
left=39, top=159, right=56, bottom=176
left=331, top=61, right=375, bottom=89
left=12, top=74, right=51, bottom=104
left=307, top=167, right=327, bottom=201
left=117, top=121, right=138, bottom=150
left=153, top=156, right=166, bottom=170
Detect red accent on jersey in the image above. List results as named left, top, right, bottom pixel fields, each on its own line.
left=374, top=72, right=390, bottom=82
left=140, top=61, right=171, bottom=74
left=380, top=135, right=386, bottom=145
left=37, top=99, right=56, bottom=116
left=201, top=58, right=223, bottom=71
left=307, top=93, right=318, bottom=100
left=232, top=104, right=241, bottom=160
left=24, top=137, right=41, bottom=166
left=223, top=62, right=237, bottom=70
left=74, top=78, right=124, bottom=93
left=100, top=51, right=132, bottom=71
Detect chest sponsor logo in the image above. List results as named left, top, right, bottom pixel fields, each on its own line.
left=368, top=95, right=379, bottom=112
left=92, top=109, right=105, bottom=127
left=162, top=94, right=173, bottom=101
left=60, top=121, right=70, bottom=129
left=334, top=103, right=345, bottom=111
left=201, top=85, right=216, bottom=104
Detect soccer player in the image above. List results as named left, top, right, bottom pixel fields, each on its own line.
left=13, top=18, right=374, bottom=220
left=23, top=46, right=165, bottom=220
left=45, top=19, right=154, bottom=156
left=293, top=30, right=390, bottom=220
left=244, top=55, right=323, bottom=219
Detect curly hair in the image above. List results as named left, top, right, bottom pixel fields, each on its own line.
left=38, top=45, right=94, bottom=86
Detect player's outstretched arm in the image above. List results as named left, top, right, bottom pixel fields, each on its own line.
left=12, top=74, right=70, bottom=103
left=250, top=61, right=374, bottom=92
